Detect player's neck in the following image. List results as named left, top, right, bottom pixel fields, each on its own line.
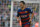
left=21, top=6, right=26, bottom=10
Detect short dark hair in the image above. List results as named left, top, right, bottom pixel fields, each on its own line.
left=20, top=1, right=25, bottom=5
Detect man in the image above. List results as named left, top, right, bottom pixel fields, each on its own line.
left=17, top=1, right=34, bottom=27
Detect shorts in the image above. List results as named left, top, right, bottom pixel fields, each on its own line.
left=22, top=22, right=30, bottom=27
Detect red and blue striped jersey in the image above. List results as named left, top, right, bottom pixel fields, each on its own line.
left=17, top=8, right=33, bottom=24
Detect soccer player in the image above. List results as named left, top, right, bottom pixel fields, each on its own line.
left=17, top=1, right=34, bottom=27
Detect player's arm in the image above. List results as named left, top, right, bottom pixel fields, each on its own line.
left=30, top=13, right=34, bottom=21
left=17, top=11, right=20, bottom=22
left=29, top=9, right=34, bottom=22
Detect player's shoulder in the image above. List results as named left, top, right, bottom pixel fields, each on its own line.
left=18, top=9, right=21, bottom=11
left=26, top=8, right=30, bottom=10
left=17, top=9, right=21, bottom=12
left=26, top=8, right=30, bottom=9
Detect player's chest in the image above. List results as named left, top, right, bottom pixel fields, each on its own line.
left=18, top=11, right=29, bottom=14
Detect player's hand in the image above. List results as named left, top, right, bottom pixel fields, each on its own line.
left=29, top=19, right=32, bottom=22
left=17, top=19, right=20, bottom=22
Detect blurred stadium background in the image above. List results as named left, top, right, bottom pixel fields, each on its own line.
left=13, top=1, right=39, bottom=27
left=0, top=0, right=39, bottom=27
left=0, top=0, right=11, bottom=27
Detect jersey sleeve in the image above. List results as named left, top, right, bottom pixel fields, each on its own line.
left=17, top=10, right=20, bottom=17
left=29, top=9, right=33, bottom=14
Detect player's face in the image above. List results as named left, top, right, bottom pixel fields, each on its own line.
left=20, top=2, right=24, bottom=8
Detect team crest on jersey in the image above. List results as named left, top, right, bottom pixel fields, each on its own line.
left=25, top=11, right=27, bottom=13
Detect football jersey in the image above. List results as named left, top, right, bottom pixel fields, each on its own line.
left=17, top=8, right=33, bottom=24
